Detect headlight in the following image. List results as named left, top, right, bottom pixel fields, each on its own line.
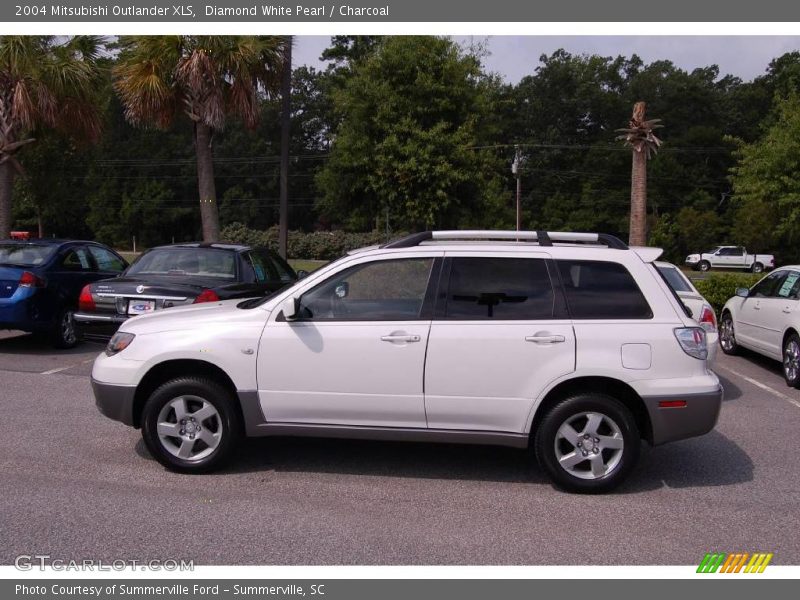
left=106, top=332, right=136, bottom=356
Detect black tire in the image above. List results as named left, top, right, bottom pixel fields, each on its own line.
left=141, top=377, right=242, bottom=473
left=534, top=393, right=640, bottom=494
left=782, top=333, right=800, bottom=389
left=751, top=262, right=764, bottom=274
left=718, top=312, right=739, bottom=356
left=51, top=307, right=79, bottom=349
left=698, top=260, right=711, bottom=272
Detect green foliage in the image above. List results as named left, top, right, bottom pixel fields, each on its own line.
left=220, top=223, right=405, bottom=261
left=730, top=93, right=800, bottom=260
left=694, top=272, right=763, bottom=314
left=317, top=36, right=507, bottom=230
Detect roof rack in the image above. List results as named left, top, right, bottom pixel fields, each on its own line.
left=382, top=230, right=628, bottom=250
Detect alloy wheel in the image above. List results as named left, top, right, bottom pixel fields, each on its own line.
left=554, top=411, right=625, bottom=480
left=784, top=339, right=800, bottom=384
left=719, top=317, right=736, bottom=352
left=61, top=310, right=76, bottom=346
left=156, top=395, right=223, bottom=462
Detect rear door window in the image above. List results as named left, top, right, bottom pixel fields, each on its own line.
left=88, top=246, right=126, bottom=273
left=443, top=257, right=555, bottom=320
left=247, top=251, right=279, bottom=283
left=557, top=260, right=652, bottom=319
left=61, top=247, right=94, bottom=272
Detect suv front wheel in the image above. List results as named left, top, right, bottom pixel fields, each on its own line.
left=534, top=394, right=640, bottom=493
left=141, top=377, right=242, bottom=473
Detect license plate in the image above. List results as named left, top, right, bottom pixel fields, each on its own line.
left=128, top=300, right=156, bottom=315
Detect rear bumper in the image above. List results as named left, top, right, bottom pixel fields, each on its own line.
left=92, top=377, right=137, bottom=427
left=643, top=386, right=723, bottom=445
left=75, top=312, right=127, bottom=339
left=0, top=294, right=52, bottom=332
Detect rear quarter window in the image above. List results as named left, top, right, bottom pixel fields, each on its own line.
left=557, top=260, right=652, bottom=319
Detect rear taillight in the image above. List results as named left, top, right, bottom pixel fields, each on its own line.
left=193, top=289, right=220, bottom=304
left=78, top=285, right=96, bottom=311
left=18, top=271, right=45, bottom=288
left=699, top=304, right=717, bottom=333
left=674, top=327, right=708, bottom=360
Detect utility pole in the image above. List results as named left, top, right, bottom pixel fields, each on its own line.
left=278, top=36, right=292, bottom=260
left=512, top=145, right=522, bottom=231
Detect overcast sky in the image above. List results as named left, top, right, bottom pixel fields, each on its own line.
left=294, top=36, right=800, bottom=83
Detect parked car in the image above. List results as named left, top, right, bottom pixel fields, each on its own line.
left=91, top=230, right=721, bottom=493
left=0, top=239, right=128, bottom=348
left=75, top=243, right=299, bottom=339
left=686, top=246, right=774, bottom=273
left=654, top=261, right=718, bottom=365
left=719, top=266, right=800, bottom=387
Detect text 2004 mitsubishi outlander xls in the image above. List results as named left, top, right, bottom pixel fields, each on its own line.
left=91, top=231, right=722, bottom=493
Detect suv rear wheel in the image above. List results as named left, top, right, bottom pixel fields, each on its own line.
left=141, top=377, right=242, bottom=473
left=534, top=393, right=640, bottom=493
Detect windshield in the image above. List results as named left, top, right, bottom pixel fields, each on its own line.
left=127, top=248, right=236, bottom=279
left=0, top=243, right=56, bottom=267
left=657, top=265, right=693, bottom=293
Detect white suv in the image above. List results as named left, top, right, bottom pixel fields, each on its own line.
left=91, top=231, right=722, bottom=493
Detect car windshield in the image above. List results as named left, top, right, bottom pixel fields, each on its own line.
left=126, top=248, right=236, bottom=279
left=657, top=265, right=693, bottom=293
left=0, top=243, right=56, bottom=267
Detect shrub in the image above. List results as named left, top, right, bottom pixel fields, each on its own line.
left=220, top=223, right=406, bottom=261
left=693, top=272, right=763, bottom=314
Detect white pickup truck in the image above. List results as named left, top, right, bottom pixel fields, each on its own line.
left=686, top=246, right=775, bottom=273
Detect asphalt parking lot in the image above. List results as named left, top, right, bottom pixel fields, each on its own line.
left=1, top=329, right=799, bottom=565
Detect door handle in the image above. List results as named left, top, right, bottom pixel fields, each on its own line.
left=783, top=307, right=793, bottom=314
left=381, top=334, right=421, bottom=343
left=525, top=334, right=566, bottom=344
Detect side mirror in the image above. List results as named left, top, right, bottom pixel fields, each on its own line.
left=334, top=281, right=349, bottom=299
left=296, top=269, right=309, bottom=279
left=736, top=287, right=750, bottom=298
left=281, top=296, right=300, bottom=321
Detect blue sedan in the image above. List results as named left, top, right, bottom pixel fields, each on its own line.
left=0, top=239, right=128, bottom=348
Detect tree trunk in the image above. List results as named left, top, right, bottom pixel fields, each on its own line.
left=278, top=37, right=292, bottom=260
left=194, top=123, right=220, bottom=242
left=629, top=149, right=647, bottom=246
left=0, top=161, right=14, bottom=239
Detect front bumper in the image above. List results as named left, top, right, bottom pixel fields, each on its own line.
left=92, top=377, right=137, bottom=427
left=643, top=385, right=723, bottom=445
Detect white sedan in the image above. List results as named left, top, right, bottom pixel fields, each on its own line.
left=655, top=261, right=718, bottom=366
left=719, top=266, right=800, bottom=387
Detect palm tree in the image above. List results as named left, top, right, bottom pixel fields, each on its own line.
left=0, top=36, right=103, bottom=238
left=113, top=36, right=287, bottom=242
left=617, top=101, right=662, bottom=246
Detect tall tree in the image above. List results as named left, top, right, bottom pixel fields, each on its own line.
left=617, top=101, right=662, bottom=246
left=0, top=35, right=103, bottom=238
left=730, top=93, right=800, bottom=254
left=113, top=35, right=287, bottom=241
left=317, top=36, right=505, bottom=230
